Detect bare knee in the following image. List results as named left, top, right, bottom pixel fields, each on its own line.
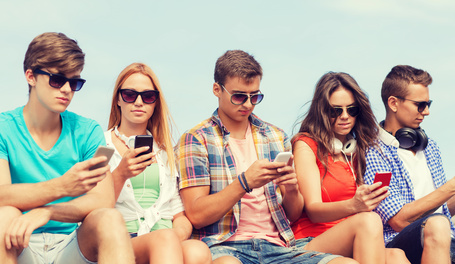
left=328, top=256, right=359, bottom=264
left=213, top=255, right=241, bottom=264
left=182, top=239, right=212, bottom=264
left=81, top=208, right=128, bottom=241
left=386, top=248, right=410, bottom=264
left=351, top=212, right=383, bottom=235
left=423, top=215, right=451, bottom=246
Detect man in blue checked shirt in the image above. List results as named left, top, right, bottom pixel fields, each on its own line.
left=364, top=65, right=455, bottom=264
left=176, top=50, right=349, bottom=264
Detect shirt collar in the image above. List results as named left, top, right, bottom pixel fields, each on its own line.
left=211, top=108, right=265, bottom=135
left=379, top=126, right=400, bottom=148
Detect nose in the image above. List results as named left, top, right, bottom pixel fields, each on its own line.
left=134, top=95, right=144, bottom=105
left=421, top=105, right=430, bottom=116
left=60, top=81, right=72, bottom=93
left=242, top=96, right=253, bottom=108
left=339, top=108, right=349, bottom=119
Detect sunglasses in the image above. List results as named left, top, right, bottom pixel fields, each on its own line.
left=34, top=69, right=86, bottom=91
left=396, top=96, right=432, bottom=113
left=330, top=106, right=360, bottom=118
left=119, top=89, right=159, bottom=104
left=220, top=84, right=264, bottom=105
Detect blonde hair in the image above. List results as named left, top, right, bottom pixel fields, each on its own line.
left=108, top=63, right=176, bottom=175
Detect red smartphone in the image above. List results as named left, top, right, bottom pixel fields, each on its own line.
left=373, top=171, right=392, bottom=188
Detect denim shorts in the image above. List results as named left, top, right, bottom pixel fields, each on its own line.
left=210, top=238, right=340, bottom=264
left=386, top=213, right=455, bottom=264
left=18, top=229, right=96, bottom=264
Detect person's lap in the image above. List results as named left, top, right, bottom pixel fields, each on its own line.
left=210, top=239, right=339, bottom=264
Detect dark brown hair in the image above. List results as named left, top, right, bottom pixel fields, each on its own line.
left=293, top=72, right=378, bottom=185
left=214, top=50, right=262, bottom=86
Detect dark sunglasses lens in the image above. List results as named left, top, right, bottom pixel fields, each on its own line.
left=418, top=101, right=431, bottom=112
left=347, top=106, right=360, bottom=117
left=120, top=90, right=138, bottom=103
left=142, top=91, right=159, bottom=104
left=330, top=108, right=343, bottom=118
left=68, top=79, right=85, bottom=91
left=231, top=94, right=248, bottom=105
left=49, top=75, right=67, bottom=88
left=251, top=94, right=264, bottom=105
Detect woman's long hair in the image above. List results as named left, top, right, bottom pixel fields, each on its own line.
left=108, top=62, right=176, bottom=175
left=292, top=72, right=378, bottom=184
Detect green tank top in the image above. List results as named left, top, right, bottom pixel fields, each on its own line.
left=125, top=163, right=173, bottom=233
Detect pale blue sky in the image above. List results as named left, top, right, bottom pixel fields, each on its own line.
left=1, top=0, right=454, bottom=177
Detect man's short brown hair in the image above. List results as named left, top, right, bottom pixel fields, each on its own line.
left=381, top=65, right=432, bottom=108
left=214, top=50, right=262, bottom=85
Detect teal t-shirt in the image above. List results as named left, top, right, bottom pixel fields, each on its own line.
left=0, top=106, right=106, bottom=234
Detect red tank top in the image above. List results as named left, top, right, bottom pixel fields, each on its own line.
left=291, top=135, right=357, bottom=238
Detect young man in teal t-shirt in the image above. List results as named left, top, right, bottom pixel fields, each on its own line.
left=0, top=32, right=134, bottom=264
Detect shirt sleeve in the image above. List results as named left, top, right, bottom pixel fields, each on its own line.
left=365, top=145, right=406, bottom=225
left=176, top=131, right=211, bottom=190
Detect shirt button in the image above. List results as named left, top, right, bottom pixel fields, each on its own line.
left=127, top=184, right=131, bottom=187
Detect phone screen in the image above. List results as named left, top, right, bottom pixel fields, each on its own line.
left=134, top=135, right=153, bottom=159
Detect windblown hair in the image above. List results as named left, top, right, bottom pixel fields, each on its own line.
left=108, top=63, right=176, bottom=175
left=214, top=50, right=262, bottom=86
left=381, top=65, right=432, bottom=110
left=292, top=72, right=378, bottom=185
left=24, top=32, right=85, bottom=92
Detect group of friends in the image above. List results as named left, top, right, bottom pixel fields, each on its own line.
left=0, top=32, right=454, bottom=264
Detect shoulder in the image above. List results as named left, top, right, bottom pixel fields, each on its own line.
left=0, top=107, right=23, bottom=123
left=62, top=111, right=102, bottom=132
left=179, top=116, right=220, bottom=145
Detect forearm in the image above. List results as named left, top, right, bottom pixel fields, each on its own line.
left=182, top=179, right=245, bottom=229
left=111, top=168, right=127, bottom=201
left=305, top=199, right=358, bottom=223
left=389, top=183, right=455, bottom=231
left=281, top=187, right=304, bottom=222
left=0, top=180, right=66, bottom=211
left=172, top=212, right=193, bottom=241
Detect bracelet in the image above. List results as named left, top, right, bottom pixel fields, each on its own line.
left=238, top=175, right=248, bottom=192
left=241, top=172, right=252, bottom=193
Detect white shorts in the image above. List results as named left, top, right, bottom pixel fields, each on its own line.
left=18, top=230, right=96, bottom=264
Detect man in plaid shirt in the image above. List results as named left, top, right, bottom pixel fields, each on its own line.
left=176, top=50, right=343, bottom=264
left=364, top=65, right=455, bottom=264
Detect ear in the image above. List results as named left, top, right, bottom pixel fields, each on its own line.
left=388, top=96, right=399, bottom=113
left=213, top=82, right=221, bottom=98
left=25, top=69, right=36, bottom=87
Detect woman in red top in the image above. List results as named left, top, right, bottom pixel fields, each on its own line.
left=291, top=72, right=409, bottom=264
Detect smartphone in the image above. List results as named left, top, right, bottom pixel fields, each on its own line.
left=373, top=171, right=392, bottom=187
left=134, top=135, right=153, bottom=159
left=273, top=152, right=292, bottom=163
left=89, top=146, right=115, bottom=170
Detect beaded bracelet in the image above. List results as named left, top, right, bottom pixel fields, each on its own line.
left=241, top=172, right=252, bottom=193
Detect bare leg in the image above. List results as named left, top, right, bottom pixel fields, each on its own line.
left=212, top=256, right=241, bottom=264
left=421, top=215, right=451, bottom=264
left=0, top=206, right=22, bottom=264
left=385, top=248, right=410, bottom=264
left=182, top=239, right=212, bottom=264
left=131, top=229, right=183, bottom=264
left=77, top=208, right=135, bottom=264
left=305, top=212, right=385, bottom=264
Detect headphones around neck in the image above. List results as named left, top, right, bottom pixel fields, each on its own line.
left=380, top=121, right=428, bottom=151
left=395, top=127, right=428, bottom=151
left=332, top=137, right=357, bottom=155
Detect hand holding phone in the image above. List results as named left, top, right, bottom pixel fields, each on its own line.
left=89, top=146, right=115, bottom=171
left=373, top=171, right=392, bottom=187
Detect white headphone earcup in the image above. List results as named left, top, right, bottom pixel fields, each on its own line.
left=127, top=136, right=136, bottom=149
left=343, top=138, right=357, bottom=155
left=332, top=138, right=343, bottom=154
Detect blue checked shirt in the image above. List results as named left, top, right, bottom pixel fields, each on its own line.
left=364, top=128, right=455, bottom=244
left=176, top=109, right=295, bottom=247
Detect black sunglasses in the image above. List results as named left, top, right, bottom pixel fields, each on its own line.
left=34, top=69, right=86, bottom=91
left=119, top=89, right=159, bottom=104
left=396, top=96, right=432, bottom=113
left=220, top=84, right=264, bottom=105
left=330, top=106, right=360, bottom=118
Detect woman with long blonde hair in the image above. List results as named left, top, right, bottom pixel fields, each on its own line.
left=105, top=62, right=211, bottom=264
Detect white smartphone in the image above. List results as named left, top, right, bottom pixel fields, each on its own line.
left=273, top=152, right=292, bottom=163
left=89, top=146, right=115, bottom=170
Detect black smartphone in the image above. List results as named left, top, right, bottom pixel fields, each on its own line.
left=134, top=135, right=153, bottom=160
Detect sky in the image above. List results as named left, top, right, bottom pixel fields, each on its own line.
left=1, top=0, right=454, bottom=177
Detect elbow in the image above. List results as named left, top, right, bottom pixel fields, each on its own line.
left=388, top=217, right=406, bottom=232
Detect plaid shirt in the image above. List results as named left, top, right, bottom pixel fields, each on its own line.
left=177, top=109, right=295, bottom=247
left=364, top=127, right=455, bottom=244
